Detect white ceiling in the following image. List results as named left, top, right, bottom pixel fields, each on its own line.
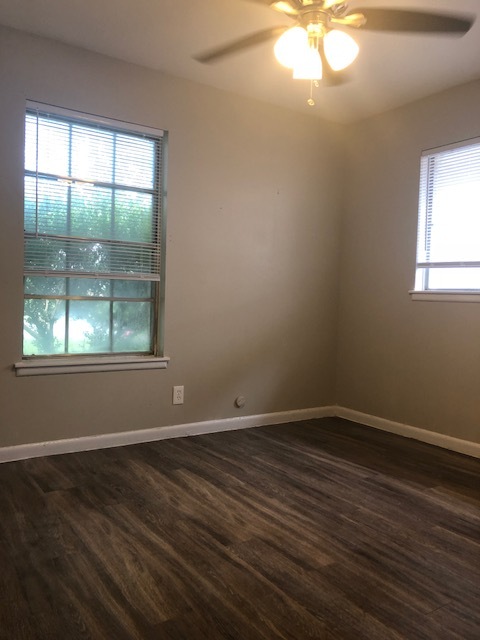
left=0, top=0, right=479, bottom=123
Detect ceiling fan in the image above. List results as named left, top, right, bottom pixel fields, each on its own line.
left=194, top=1, right=474, bottom=99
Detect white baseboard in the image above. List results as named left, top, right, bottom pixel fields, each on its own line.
left=1, top=404, right=479, bottom=463
left=0, top=406, right=335, bottom=463
left=335, top=406, right=480, bottom=459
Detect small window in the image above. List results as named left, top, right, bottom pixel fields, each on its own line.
left=23, top=104, right=167, bottom=358
left=414, top=138, right=480, bottom=297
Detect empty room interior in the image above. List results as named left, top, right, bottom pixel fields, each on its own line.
left=0, top=1, right=479, bottom=638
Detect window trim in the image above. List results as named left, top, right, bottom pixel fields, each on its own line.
left=14, top=355, right=170, bottom=376
left=409, top=290, right=480, bottom=303
left=20, top=101, right=169, bottom=369
left=412, top=136, right=480, bottom=301
left=27, top=101, right=166, bottom=140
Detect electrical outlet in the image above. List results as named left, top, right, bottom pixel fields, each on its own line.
left=173, top=385, right=184, bottom=405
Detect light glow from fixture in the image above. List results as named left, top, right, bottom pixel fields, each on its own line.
left=323, top=30, right=359, bottom=71
left=293, top=47, right=323, bottom=80
left=274, top=27, right=309, bottom=69
left=274, top=24, right=359, bottom=82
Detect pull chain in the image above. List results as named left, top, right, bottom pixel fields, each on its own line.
left=307, top=80, right=319, bottom=107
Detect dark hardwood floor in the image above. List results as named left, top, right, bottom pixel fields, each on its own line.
left=0, top=417, right=479, bottom=639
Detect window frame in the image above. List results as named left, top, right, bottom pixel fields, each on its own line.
left=15, top=102, right=169, bottom=375
left=411, top=137, right=480, bottom=303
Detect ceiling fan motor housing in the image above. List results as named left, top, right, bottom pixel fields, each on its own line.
left=300, top=9, right=330, bottom=28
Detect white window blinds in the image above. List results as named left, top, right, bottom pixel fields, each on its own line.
left=415, top=138, right=480, bottom=291
left=24, top=107, right=164, bottom=282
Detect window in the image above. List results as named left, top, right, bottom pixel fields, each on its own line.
left=22, top=103, right=167, bottom=365
left=413, top=138, right=480, bottom=300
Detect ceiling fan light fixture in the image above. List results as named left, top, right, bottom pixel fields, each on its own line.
left=274, top=26, right=309, bottom=69
left=292, top=46, right=323, bottom=80
left=323, top=29, right=359, bottom=71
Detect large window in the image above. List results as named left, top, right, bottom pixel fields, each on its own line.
left=414, top=138, right=480, bottom=297
left=23, top=104, right=166, bottom=359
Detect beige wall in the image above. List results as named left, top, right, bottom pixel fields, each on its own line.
left=0, top=26, right=342, bottom=447
left=1, top=24, right=479, bottom=451
left=337, top=80, right=480, bottom=445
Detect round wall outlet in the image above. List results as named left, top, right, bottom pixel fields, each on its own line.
left=234, top=395, right=246, bottom=408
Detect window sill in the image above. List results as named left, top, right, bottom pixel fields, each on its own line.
left=409, top=290, right=480, bottom=303
left=14, top=355, right=170, bottom=376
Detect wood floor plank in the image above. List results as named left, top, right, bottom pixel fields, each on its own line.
left=0, top=417, right=478, bottom=639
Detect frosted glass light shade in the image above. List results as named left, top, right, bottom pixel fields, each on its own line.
left=323, top=30, right=359, bottom=71
left=274, top=27, right=309, bottom=69
left=292, top=47, right=322, bottom=80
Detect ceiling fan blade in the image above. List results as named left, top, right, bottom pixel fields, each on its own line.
left=331, top=13, right=366, bottom=29
left=269, top=1, right=300, bottom=16
left=247, top=0, right=300, bottom=16
left=354, top=8, right=474, bottom=34
left=323, top=0, right=347, bottom=9
left=194, top=26, right=288, bottom=63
